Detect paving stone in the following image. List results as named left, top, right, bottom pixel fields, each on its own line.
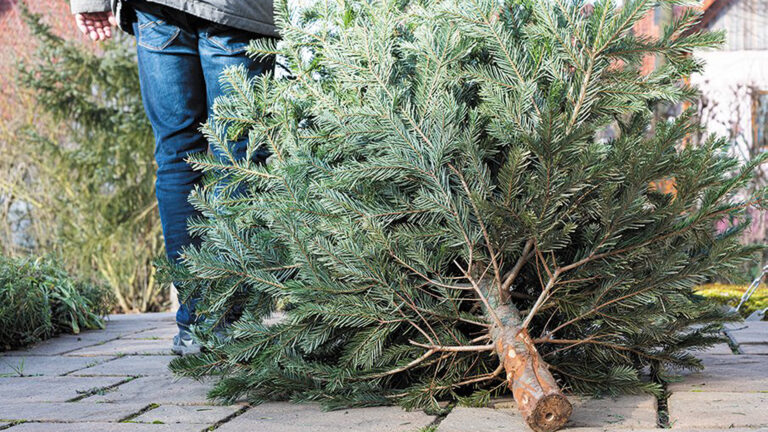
left=667, top=355, right=768, bottom=392
left=65, top=338, right=172, bottom=356
left=0, top=376, right=126, bottom=403
left=698, top=343, right=735, bottom=355
left=1, top=333, right=123, bottom=357
left=133, top=404, right=241, bottom=424
left=469, top=395, right=655, bottom=430
left=567, top=395, right=656, bottom=429
left=0, top=402, right=145, bottom=422
left=84, top=376, right=212, bottom=405
left=123, top=326, right=177, bottom=340
left=8, top=422, right=196, bottom=432
left=99, top=314, right=175, bottom=335
left=0, top=355, right=112, bottom=377
left=107, top=312, right=175, bottom=322
left=216, top=403, right=435, bottom=432
left=726, top=322, right=768, bottom=345
left=101, top=322, right=169, bottom=335
left=668, top=391, right=768, bottom=429
left=438, top=407, right=524, bottom=431
left=740, top=344, right=768, bottom=354
left=71, top=355, right=175, bottom=377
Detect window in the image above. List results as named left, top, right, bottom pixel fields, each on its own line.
left=752, top=90, right=768, bottom=151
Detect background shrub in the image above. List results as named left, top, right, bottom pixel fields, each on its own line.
left=0, top=5, right=167, bottom=313
left=0, top=255, right=112, bottom=351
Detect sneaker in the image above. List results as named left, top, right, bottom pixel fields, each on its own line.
left=171, top=327, right=201, bottom=356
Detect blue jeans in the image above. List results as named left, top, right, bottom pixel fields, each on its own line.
left=132, top=3, right=272, bottom=330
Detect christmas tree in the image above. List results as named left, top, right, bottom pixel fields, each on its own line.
left=166, top=0, right=766, bottom=430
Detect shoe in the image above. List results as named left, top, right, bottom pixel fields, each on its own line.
left=171, top=327, right=201, bottom=356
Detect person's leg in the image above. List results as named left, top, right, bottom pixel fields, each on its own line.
left=132, top=6, right=206, bottom=342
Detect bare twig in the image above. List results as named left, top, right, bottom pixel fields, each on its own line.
left=362, top=349, right=437, bottom=379
left=410, top=340, right=495, bottom=352
left=501, top=239, right=534, bottom=292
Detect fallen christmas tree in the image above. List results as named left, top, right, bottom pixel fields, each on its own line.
left=165, top=0, right=767, bottom=431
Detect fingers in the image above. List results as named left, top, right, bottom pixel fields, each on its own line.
left=74, top=12, right=115, bottom=41
left=75, top=14, right=88, bottom=35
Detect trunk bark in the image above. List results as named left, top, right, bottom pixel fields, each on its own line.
left=488, top=302, right=572, bottom=432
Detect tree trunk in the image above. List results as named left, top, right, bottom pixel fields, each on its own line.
left=488, top=302, right=572, bottom=432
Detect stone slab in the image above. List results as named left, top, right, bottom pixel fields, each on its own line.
left=470, top=395, right=655, bottom=430
left=1, top=333, right=123, bottom=357
left=84, top=376, right=212, bottom=405
left=0, top=356, right=112, bottom=377
left=567, top=395, right=657, bottom=429
left=106, top=312, right=175, bottom=322
left=0, top=402, right=145, bottom=422
left=133, top=404, right=241, bottom=424
left=122, top=326, right=177, bottom=340
left=667, top=355, right=768, bottom=392
left=726, top=322, right=768, bottom=345
left=697, top=343, right=735, bottom=355
left=438, top=407, right=524, bottom=431
left=216, top=403, right=435, bottom=432
left=740, top=344, right=768, bottom=354
left=669, top=391, right=768, bottom=429
left=59, top=331, right=129, bottom=342
left=100, top=322, right=168, bottom=334
left=99, top=315, right=173, bottom=335
left=71, top=355, right=175, bottom=377
left=0, top=376, right=126, bottom=403
left=8, top=423, right=195, bottom=432
left=65, top=339, right=172, bottom=356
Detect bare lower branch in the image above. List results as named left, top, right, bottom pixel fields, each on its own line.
left=410, top=340, right=495, bottom=352
left=455, top=260, right=505, bottom=329
left=521, top=269, right=560, bottom=329
left=434, top=363, right=505, bottom=390
left=362, top=349, right=437, bottom=380
left=501, top=239, right=534, bottom=293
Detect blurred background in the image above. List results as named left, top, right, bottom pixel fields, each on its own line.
left=0, top=0, right=765, bottom=316
left=1, top=0, right=166, bottom=314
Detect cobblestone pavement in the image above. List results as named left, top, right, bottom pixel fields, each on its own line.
left=1, top=313, right=766, bottom=431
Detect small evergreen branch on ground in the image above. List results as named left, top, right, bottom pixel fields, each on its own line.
left=0, top=255, right=112, bottom=351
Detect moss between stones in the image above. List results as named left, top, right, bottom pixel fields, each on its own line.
left=696, top=283, right=768, bottom=318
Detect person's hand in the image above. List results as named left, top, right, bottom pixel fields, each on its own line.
left=75, top=12, right=117, bottom=41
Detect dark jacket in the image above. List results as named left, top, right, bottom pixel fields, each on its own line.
left=69, top=0, right=277, bottom=37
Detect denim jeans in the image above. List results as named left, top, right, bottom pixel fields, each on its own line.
left=132, top=3, right=272, bottom=330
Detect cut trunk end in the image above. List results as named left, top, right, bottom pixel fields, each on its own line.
left=523, top=393, right=572, bottom=432
left=496, top=327, right=572, bottom=432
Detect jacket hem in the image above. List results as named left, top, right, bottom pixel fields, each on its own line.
left=69, top=0, right=111, bottom=14
left=141, top=0, right=278, bottom=37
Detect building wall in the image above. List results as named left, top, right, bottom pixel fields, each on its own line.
left=692, top=0, right=768, bottom=247
left=707, top=0, right=768, bottom=51
left=692, top=0, right=768, bottom=155
left=692, top=51, right=768, bottom=143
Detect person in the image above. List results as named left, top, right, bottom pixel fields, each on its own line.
left=69, top=0, right=276, bottom=355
